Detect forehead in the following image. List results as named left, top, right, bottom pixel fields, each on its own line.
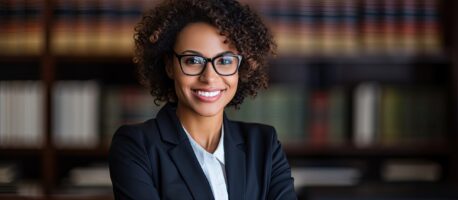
left=174, top=22, right=236, bottom=56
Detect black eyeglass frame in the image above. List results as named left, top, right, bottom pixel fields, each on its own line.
left=173, top=51, right=242, bottom=76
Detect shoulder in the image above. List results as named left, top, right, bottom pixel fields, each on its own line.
left=232, top=120, right=275, bottom=136
left=227, top=120, right=278, bottom=146
left=110, top=118, right=160, bottom=151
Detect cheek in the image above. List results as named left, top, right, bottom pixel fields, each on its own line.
left=174, top=76, right=192, bottom=95
left=228, top=76, right=239, bottom=92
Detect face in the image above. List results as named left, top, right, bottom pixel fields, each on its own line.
left=167, top=22, right=239, bottom=118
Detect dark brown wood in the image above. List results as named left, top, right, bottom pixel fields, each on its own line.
left=449, top=0, right=458, bottom=184
left=41, top=0, right=56, bottom=196
left=0, top=148, right=43, bottom=156
left=49, top=194, right=113, bottom=200
left=0, top=195, right=45, bottom=200
left=284, top=144, right=451, bottom=157
left=55, top=148, right=109, bottom=157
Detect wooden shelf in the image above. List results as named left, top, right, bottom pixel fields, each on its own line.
left=0, top=148, right=44, bottom=156
left=300, top=182, right=458, bottom=199
left=0, top=56, right=42, bottom=63
left=50, top=194, right=113, bottom=200
left=55, top=147, right=109, bottom=157
left=284, top=144, right=451, bottom=157
left=0, top=194, right=113, bottom=200
left=0, top=195, right=45, bottom=200
left=54, top=55, right=134, bottom=64
left=271, top=53, right=451, bottom=65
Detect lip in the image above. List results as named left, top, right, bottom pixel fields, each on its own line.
left=192, top=88, right=225, bottom=103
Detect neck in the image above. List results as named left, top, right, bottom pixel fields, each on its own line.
left=176, top=104, right=223, bottom=153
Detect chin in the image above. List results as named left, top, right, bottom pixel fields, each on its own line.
left=192, top=103, right=225, bottom=117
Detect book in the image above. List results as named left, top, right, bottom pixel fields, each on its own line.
left=52, top=81, right=100, bottom=148
left=68, top=164, right=111, bottom=187
left=353, top=82, right=381, bottom=147
left=292, top=166, right=361, bottom=187
left=0, top=81, right=44, bottom=148
left=103, top=86, right=161, bottom=146
left=381, top=159, right=441, bottom=182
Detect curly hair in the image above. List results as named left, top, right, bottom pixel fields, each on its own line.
left=134, top=0, right=276, bottom=107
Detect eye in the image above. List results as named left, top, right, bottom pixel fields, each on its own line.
left=183, top=56, right=205, bottom=65
left=216, top=56, right=234, bottom=65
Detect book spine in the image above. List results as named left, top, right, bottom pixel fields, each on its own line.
left=353, top=82, right=381, bottom=147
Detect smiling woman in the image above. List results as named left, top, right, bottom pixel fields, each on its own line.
left=108, top=0, right=297, bottom=199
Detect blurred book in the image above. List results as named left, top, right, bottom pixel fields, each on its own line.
left=381, top=159, right=441, bottom=182
left=308, top=87, right=348, bottom=147
left=55, top=163, right=112, bottom=196
left=0, top=81, right=44, bottom=148
left=51, top=0, right=149, bottom=56
left=0, top=163, right=16, bottom=185
left=353, top=83, right=446, bottom=147
left=353, top=82, right=381, bottom=147
left=0, top=0, right=44, bottom=55
left=68, top=164, right=111, bottom=187
left=103, top=86, right=161, bottom=146
left=292, top=166, right=361, bottom=188
left=52, top=80, right=100, bottom=148
left=226, top=84, right=306, bottom=143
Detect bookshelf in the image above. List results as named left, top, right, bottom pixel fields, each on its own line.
left=0, top=0, right=457, bottom=199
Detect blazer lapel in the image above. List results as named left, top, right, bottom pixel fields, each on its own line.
left=169, top=143, right=214, bottom=200
left=156, top=104, right=214, bottom=200
left=224, top=116, right=246, bottom=200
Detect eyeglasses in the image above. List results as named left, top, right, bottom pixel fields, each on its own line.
left=173, top=51, right=242, bottom=76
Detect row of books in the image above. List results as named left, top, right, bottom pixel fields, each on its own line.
left=249, top=0, right=442, bottom=56
left=52, top=81, right=101, bottom=148
left=226, top=84, right=308, bottom=143
left=353, top=82, right=446, bottom=147
left=292, top=166, right=362, bottom=187
left=0, top=163, right=42, bottom=196
left=0, top=0, right=154, bottom=56
left=292, top=158, right=441, bottom=188
left=0, top=80, right=159, bottom=148
left=229, top=83, right=446, bottom=147
left=53, top=82, right=162, bottom=148
left=66, top=164, right=111, bottom=187
left=0, top=81, right=448, bottom=148
left=0, top=81, right=44, bottom=148
left=55, top=163, right=112, bottom=196
left=0, top=0, right=44, bottom=55
left=51, top=0, right=155, bottom=56
left=0, top=0, right=443, bottom=57
left=102, top=86, right=162, bottom=145
left=226, top=85, right=349, bottom=145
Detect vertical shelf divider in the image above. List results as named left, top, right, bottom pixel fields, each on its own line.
left=41, top=0, right=56, bottom=195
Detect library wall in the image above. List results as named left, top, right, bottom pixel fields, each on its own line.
left=1, top=0, right=457, bottom=199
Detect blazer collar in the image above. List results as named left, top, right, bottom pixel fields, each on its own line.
left=223, top=116, right=246, bottom=200
left=155, top=103, right=246, bottom=200
left=156, top=103, right=213, bottom=199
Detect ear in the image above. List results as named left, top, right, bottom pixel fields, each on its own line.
left=164, top=56, right=174, bottom=79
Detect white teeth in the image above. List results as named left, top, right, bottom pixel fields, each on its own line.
left=197, top=90, right=221, bottom=97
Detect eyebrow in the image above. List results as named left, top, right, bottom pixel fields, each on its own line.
left=179, top=50, right=237, bottom=57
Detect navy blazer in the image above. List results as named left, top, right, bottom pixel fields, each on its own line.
left=109, top=103, right=297, bottom=200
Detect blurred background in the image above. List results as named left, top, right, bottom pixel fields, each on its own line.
left=1, top=0, right=457, bottom=199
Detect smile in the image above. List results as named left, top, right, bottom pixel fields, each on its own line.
left=197, top=90, right=221, bottom=97
left=192, top=89, right=224, bottom=102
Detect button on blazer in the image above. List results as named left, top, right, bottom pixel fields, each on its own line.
left=109, top=103, right=297, bottom=200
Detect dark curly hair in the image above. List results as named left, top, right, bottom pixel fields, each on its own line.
left=134, top=0, right=276, bottom=107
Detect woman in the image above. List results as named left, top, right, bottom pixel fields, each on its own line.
left=108, top=0, right=297, bottom=199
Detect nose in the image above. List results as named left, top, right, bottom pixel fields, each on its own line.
left=199, top=62, right=218, bottom=83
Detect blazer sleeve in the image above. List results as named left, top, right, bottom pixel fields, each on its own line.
left=267, top=129, right=297, bottom=200
left=109, top=125, right=160, bottom=200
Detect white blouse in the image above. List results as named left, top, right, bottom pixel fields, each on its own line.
left=182, top=124, right=228, bottom=200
